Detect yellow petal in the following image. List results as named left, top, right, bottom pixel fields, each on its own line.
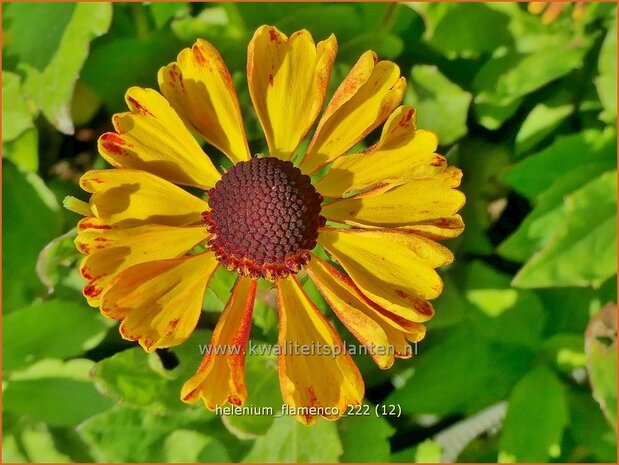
left=182, top=277, right=257, bottom=409
left=528, top=2, right=547, bottom=14
left=318, top=228, right=454, bottom=320
left=80, top=169, right=209, bottom=228
left=77, top=224, right=208, bottom=307
left=247, top=25, right=337, bottom=159
left=405, top=215, right=465, bottom=240
left=299, top=51, right=406, bottom=174
left=306, top=254, right=425, bottom=369
left=321, top=166, right=465, bottom=237
left=542, top=2, right=564, bottom=23
left=98, top=87, right=221, bottom=189
left=100, top=251, right=219, bottom=352
left=276, top=275, right=364, bottom=425
left=159, top=40, right=250, bottom=164
left=315, top=106, right=447, bottom=198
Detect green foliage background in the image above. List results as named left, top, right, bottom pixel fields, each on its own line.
left=2, top=2, right=617, bottom=463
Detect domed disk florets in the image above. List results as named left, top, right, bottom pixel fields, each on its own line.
left=205, top=157, right=325, bottom=280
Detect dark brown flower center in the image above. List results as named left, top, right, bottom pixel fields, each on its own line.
left=204, top=157, right=324, bottom=280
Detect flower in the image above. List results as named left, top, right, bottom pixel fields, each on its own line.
left=66, top=25, right=465, bottom=425
left=528, top=2, right=586, bottom=24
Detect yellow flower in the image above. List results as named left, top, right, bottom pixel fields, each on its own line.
left=528, top=2, right=586, bottom=24
left=66, top=25, right=465, bottom=425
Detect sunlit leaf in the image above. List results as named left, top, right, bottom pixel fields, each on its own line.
left=3, top=359, right=114, bottom=427
left=4, top=2, right=76, bottom=69
left=21, top=2, right=113, bottom=134
left=91, top=348, right=187, bottom=415
left=243, top=416, right=342, bottom=462
left=596, top=15, right=617, bottom=122
left=500, top=130, right=616, bottom=262
left=407, top=65, right=471, bottom=145
left=513, top=171, right=617, bottom=288
left=78, top=407, right=230, bottom=462
left=505, top=129, right=616, bottom=200
left=164, top=430, right=230, bottom=462
left=415, top=439, right=443, bottom=463
left=515, top=89, right=574, bottom=155
left=1, top=127, right=38, bottom=173
left=473, top=42, right=588, bottom=129
left=3, top=299, right=109, bottom=372
left=35, top=228, right=80, bottom=294
left=2, top=71, right=35, bottom=142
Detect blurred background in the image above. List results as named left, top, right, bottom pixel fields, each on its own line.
left=2, top=2, right=617, bottom=463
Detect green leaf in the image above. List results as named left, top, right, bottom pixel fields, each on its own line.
left=337, top=407, right=395, bottom=463
left=387, top=326, right=533, bottom=416
left=472, top=97, right=523, bottom=131
left=425, top=3, right=512, bottom=58
left=35, top=228, right=81, bottom=294
left=78, top=407, right=227, bottom=462
left=2, top=160, right=62, bottom=312
left=478, top=46, right=586, bottom=104
left=567, top=391, right=617, bottom=462
left=415, top=439, right=443, bottom=463
left=171, top=328, right=213, bottom=376
left=70, top=81, right=103, bottom=126
left=464, top=261, right=545, bottom=348
left=149, top=2, right=189, bottom=29
left=208, top=266, right=237, bottom=305
left=515, top=89, right=574, bottom=155
left=406, top=65, right=471, bottom=145
left=3, top=299, right=109, bottom=372
left=427, top=275, right=466, bottom=329
left=2, top=421, right=72, bottom=463
left=513, top=171, right=617, bottom=288
left=164, top=430, right=230, bottom=463
left=537, top=284, right=612, bottom=336
left=170, top=6, right=247, bottom=70
left=596, top=15, right=617, bottom=122
left=541, top=334, right=586, bottom=373
left=4, top=2, right=76, bottom=70
left=21, top=2, right=112, bottom=134
left=502, top=129, right=615, bottom=264
left=499, top=155, right=615, bottom=262
left=504, top=129, right=615, bottom=200
left=498, top=365, right=568, bottom=462
left=2, top=127, right=38, bottom=172
left=2, top=71, right=35, bottom=142
left=81, top=34, right=182, bottom=112
left=338, top=408, right=395, bottom=462
left=243, top=416, right=342, bottom=462
left=390, top=445, right=416, bottom=463
left=90, top=347, right=187, bottom=414
left=3, top=359, right=114, bottom=427
left=585, top=304, right=617, bottom=428
left=473, top=42, right=588, bottom=129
